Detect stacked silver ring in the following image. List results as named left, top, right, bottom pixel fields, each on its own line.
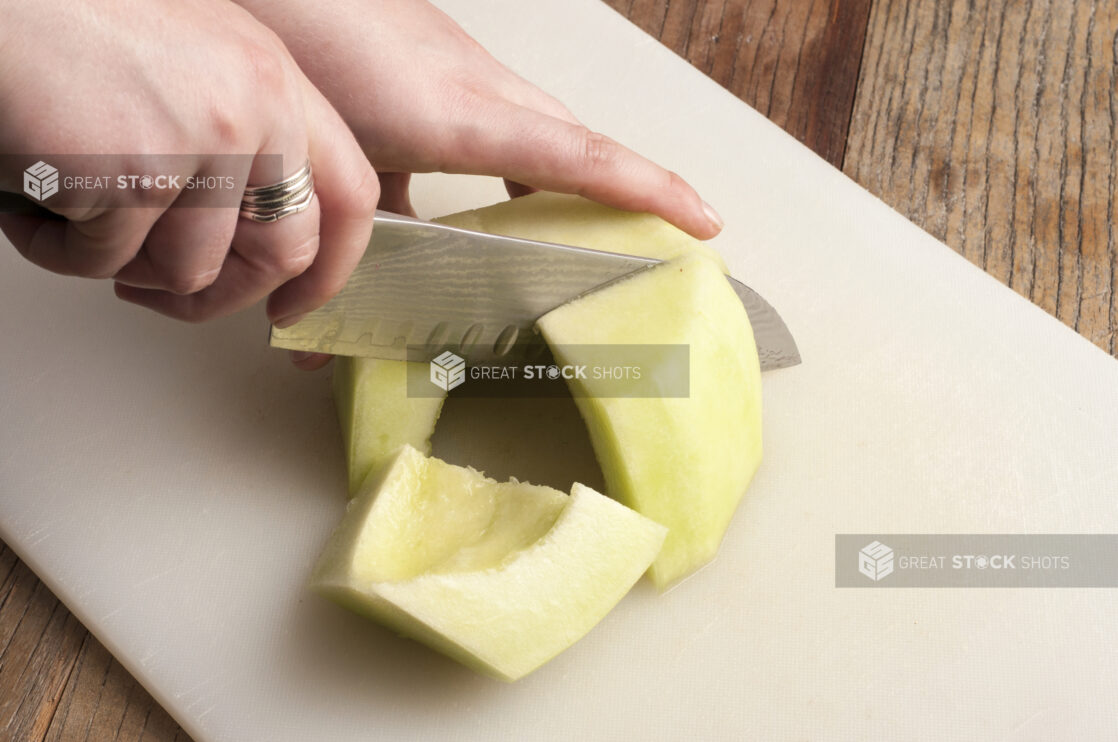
left=239, top=161, right=314, bottom=223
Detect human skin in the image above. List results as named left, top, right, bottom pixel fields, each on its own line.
left=0, top=0, right=378, bottom=329
left=233, top=0, right=724, bottom=368
left=231, top=0, right=724, bottom=240
left=0, top=0, right=722, bottom=370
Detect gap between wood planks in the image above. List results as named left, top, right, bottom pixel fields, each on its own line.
left=603, top=0, right=874, bottom=167
left=607, top=0, right=1117, bottom=358
left=845, top=0, right=1116, bottom=356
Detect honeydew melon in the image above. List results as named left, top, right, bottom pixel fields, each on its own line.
left=311, top=444, right=666, bottom=681
left=334, top=193, right=729, bottom=495
left=333, top=192, right=762, bottom=591
left=436, top=191, right=728, bottom=270
left=537, top=254, right=762, bottom=588
left=333, top=357, right=445, bottom=495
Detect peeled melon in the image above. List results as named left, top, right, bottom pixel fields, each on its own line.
left=311, top=444, right=666, bottom=681
left=436, top=192, right=728, bottom=271
left=537, top=253, right=762, bottom=587
left=334, top=193, right=729, bottom=495
left=333, top=357, right=446, bottom=495
left=334, top=193, right=761, bottom=588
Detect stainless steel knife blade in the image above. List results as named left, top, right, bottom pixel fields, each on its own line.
left=269, top=210, right=801, bottom=370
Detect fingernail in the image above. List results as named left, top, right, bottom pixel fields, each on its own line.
left=702, top=201, right=724, bottom=231
left=290, top=350, right=314, bottom=364
left=273, top=313, right=306, bottom=329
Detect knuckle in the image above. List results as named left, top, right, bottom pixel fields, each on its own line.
left=165, top=267, right=221, bottom=296
left=578, top=129, right=619, bottom=171
left=272, top=233, right=319, bottom=278
left=206, top=104, right=242, bottom=149
left=238, top=38, right=290, bottom=94
left=664, top=169, right=687, bottom=194
left=348, top=165, right=381, bottom=218
left=439, top=77, right=486, bottom=119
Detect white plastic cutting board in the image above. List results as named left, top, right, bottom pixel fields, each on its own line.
left=3, top=1, right=1118, bottom=739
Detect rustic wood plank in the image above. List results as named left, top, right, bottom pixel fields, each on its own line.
left=0, top=544, right=86, bottom=740
left=0, top=544, right=191, bottom=742
left=603, top=0, right=875, bottom=167
left=45, top=634, right=193, bottom=742
left=845, top=0, right=1117, bottom=355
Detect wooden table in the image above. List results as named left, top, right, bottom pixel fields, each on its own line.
left=3, top=1, right=1115, bottom=738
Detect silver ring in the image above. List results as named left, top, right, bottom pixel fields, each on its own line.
left=239, top=160, right=314, bottom=223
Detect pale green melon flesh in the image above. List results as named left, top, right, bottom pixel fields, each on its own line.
left=333, top=357, right=446, bottom=496
left=537, top=254, right=763, bottom=588
left=436, top=191, right=729, bottom=271
left=334, top=193, right=760, bottom=589
left=334, top=194, right=722, bottom=496
left=311, top=445, right=666, bottom=682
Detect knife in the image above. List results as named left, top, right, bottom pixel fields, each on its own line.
left=270, top=210, right=801, bottom=370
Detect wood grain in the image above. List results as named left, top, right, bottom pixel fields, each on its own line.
left=1, top=544, right=86, bottom=741
left=845, top=0, right=1118, bottom=355
left=43, top=635, right=193, bottom=742
left=0, top=544, right=191, bottom=742
left=603, top=0, right=874, bottom=167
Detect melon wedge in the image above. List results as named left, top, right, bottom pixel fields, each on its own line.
left=333, top=357, right=445, bottom=495
left=333, top=193, right=726, bottom=496
left=537, top=253, right=763, bottom=588
left=437, top=191, right=728, bottom=270
left=333, top=193, right=761, bottom=588
left=311, top=444, right=667, bottom=681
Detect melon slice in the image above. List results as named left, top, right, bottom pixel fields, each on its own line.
left=311, top=444, right=666, bottom=681
left=333, top=193, right=725, bottom=496
left=537, top=253, right=762, bottom=588
left=436, top=191, right=728, bottom=270
left=333, top=357, right=445, bottom=495
left=333, top=193, right=761, bottom=588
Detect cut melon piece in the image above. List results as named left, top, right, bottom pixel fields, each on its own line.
left=333, top=357, right=445, bottom=495
left=537, top=253, right=762, bottom=588
left=436, top=191, right=728, bottom=271
left=333, top=193, right=725, bottom=496
left=311, top=444, right=666, bottom=681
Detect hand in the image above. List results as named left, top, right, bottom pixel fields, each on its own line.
left=0, top=0, right=378, bottom=328
left=232, top=0, right=724, bottom=236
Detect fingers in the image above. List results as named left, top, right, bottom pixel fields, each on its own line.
left=376, top=171, right=416, bottom=217
left=3, top=207, right=163, bottom=279
left=115, top=193, right=323, bottom=322
left=453, top=103, right=723, bottom=239
left=116, top=80, right=376, bottom=327
left=113, top=203, right=240, bottom=294
left=265, top=81, right=378, bottom=327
